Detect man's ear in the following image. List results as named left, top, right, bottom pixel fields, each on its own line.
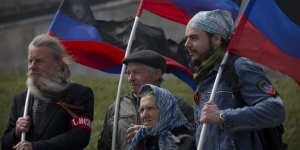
left=154, top=69, right=162, bottom=82
left=211, top=34, right=222, bottom=49
left=55, top=60, right=64, bottom=72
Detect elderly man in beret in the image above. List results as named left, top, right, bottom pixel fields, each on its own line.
left=97, top=50, right=194, bottom=150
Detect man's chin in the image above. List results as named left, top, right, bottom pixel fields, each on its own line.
left=26, top=77, right=48, bottom=100
left=190, top=57, right=203, bottom=67
left=26, top=74, right=68, bottom=100
left=190, top=57, right=197, bottom=63
left=28, top=71, right=41, bottom=76
left=131, top=86, right=140, bottom=94
left=190, top=54, right=202, bottom=62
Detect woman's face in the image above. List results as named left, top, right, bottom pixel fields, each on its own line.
left=139, top=95, right=160, bottom=129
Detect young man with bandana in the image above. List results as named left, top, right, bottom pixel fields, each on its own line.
left=1, top=34, right=94, bottom=150
left=185, top=9, right=285, bottom=149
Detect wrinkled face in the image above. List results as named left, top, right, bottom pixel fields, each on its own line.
left=27, top=45, right=60, bottom=80
left=127, top=63, right=158, bottom=94
left=139, top=95, right=160, bottom=129
left=185, top=27, right=211, bottom=63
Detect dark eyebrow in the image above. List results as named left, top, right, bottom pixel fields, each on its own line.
left=186, top=33, right=198, bottom=39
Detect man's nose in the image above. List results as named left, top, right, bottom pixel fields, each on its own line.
left=28, top=61, right=36, bottom=70
left=141, top=110, right=149, bottom=119
left=128, top=73, right=135, bottom=81
left=185, top=39, right=192, bottom=49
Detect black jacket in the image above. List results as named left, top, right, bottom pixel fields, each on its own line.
left=1, top=83, right=94, bottom=150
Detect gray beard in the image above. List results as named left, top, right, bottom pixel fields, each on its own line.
left=26, top=74, right=69, bottom=101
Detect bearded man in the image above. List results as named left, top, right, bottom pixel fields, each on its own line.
left=185, top=10, right=285, bottom=150
left=1, top=34, right=94, bottom=150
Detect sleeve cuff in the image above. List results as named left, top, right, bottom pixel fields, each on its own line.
left=219, top=110, right=233, bottom=130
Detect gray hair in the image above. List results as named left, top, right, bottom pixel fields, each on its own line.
left=28, top=34, right=71, bottom=81
left=144, top=65, right=164, bottom=85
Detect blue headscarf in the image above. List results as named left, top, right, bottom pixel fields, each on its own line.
left=187, top=9, right=234, bottom=40
left=128, top=84, right=189, bottom=150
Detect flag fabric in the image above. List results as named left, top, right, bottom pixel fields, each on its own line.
left=227, top=0, right=300, bottom=85
left=48, top=0, right=196, bottom=90
left=143, top=0, right=240, bottom=24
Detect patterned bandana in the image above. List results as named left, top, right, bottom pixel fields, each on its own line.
left=128, top=84, right=189, bottom=150
left=187, top=9, right=234, bottom=40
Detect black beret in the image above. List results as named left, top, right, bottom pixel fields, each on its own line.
left=123, top=50, right=166, bottom=73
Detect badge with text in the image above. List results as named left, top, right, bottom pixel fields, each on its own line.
left=257, top=80, right=277, bottom=96
left=194, top=91, right=203, bottom=105
left=71, top=115, right=91, bottom=131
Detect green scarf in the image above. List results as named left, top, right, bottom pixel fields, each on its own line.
left=193, top=47, right=225, bottom=83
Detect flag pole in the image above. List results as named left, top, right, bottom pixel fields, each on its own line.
left=111, top=0, right=144, bottom=150
left=196, top=52, right=229, bottom=150
left=196, top=0, right=248, bottom=149
left=21, top=88, right=31, bottom=141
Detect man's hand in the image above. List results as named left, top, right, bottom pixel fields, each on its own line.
left=200, top=101, right=223, bottom=125
left=126, top=124, right=143, bottom=143
left=13, top=141, right=33, bottom=150
left=15, top=116, right=31, bottom=138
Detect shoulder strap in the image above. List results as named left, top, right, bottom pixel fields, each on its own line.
left=223, top=53, right=244, bottom=103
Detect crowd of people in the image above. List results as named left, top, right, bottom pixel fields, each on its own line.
left=2, top=9, right=286, bottom=150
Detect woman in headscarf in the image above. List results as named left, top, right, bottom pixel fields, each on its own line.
left=128, top=84, right=195, bottom=150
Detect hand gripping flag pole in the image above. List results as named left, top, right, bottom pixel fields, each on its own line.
left=21, top=88, right=31, bottom=141
left=196, top=52, right=229, bottom=150
left=197, top=1, right=248, bottom=149
left=111, top=1, right=145, bottom=150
